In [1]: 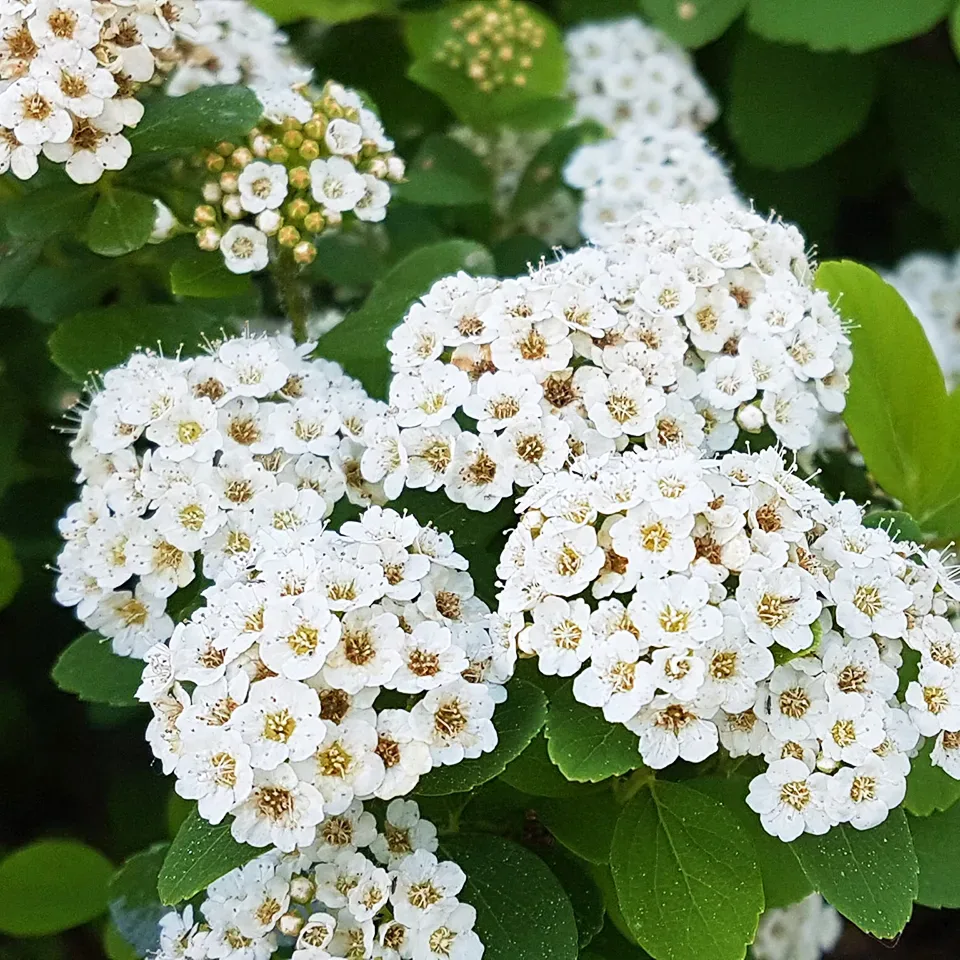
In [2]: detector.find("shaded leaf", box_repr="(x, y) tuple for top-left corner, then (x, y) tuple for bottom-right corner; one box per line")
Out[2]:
(85, 189), (156, 258)
(108, 844), (169, 957)
(51, 632), (144, 707)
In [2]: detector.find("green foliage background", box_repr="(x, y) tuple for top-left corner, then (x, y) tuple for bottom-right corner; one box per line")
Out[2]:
(5, 0), (960, 957)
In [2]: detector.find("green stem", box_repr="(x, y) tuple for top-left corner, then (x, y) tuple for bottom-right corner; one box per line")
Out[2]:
(272, 253), (312, 345)
(612, 766), (655, 805)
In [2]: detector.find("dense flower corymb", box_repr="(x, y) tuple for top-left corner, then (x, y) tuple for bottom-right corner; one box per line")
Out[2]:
(154, 799), (484, 960)
(381, 198), (851, 513)
(498, 445), (960, 839)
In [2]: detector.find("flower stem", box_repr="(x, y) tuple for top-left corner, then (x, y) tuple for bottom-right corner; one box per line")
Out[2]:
(272, 253), (312, 345)
(612, 766), (655, 805)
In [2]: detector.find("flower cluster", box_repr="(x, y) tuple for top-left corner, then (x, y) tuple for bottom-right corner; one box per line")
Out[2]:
(153, 800), (484, 960)
(54, 331), (388, 660)
(752, 895), (843, 960)
(193, 80), (405, 274)
(566, 18), (718, 134)
(382, 199), (851, 515)
(134, 498), (508, 847)
(885, 250), (960, 385)
(431, 0), (546, 95)
(563, 124), (736, 245)
(165, 0), (312, 109)
(497, 445), (960, 839)
(0, 0), (188, 182)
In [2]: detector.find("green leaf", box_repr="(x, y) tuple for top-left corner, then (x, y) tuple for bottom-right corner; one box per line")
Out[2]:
(905, 739), (960, 817)
(500, 732), (586, 798)
(0, 839), (113, 937)
(50, 304), (217, 382)
(128, 86), (262, 154)
(909, 805), (960, 908)
(545, 680), (641, 782)
(108, 844), (170, 957)
(15, 256), (119, 323)
(497, 96), (574, 132)
(538, 847), (605, 949)
(51, 632), (144, 707)
(510, 121), (603, 217)
(0, 237), (43, 306)
(689, 777), (812, 910)
(816, 260), (947, 513)
(158, 807), (260, 905)
(727, 34), (875, 171)
(3, 184), (96, 240)
(394, 134), (491, 207)
(611, 781), (764, 960)
(404, 3), (567, 131)
(640, 0), (747, 47)
(540, 789), (619, 864)
(862, 510), (924, 544)
(747, 0), (951, 52)
(911, 387), (960, 539)
(415, 678), (547, 795)
(85, 189), (157, 258)
(0, 533), (21, 611)
(440, 834), (579, 960)
(316, 239), (494, 398)
(254, 0), (394, 23)
(170, 256), (253, 298)
(104, 921), (139, 960)
(792, 809), (917, 938)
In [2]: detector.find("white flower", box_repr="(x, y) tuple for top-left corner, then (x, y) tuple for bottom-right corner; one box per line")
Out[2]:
(390, 849), (465, 928)
(827, 756), (905, 830)
(462, 371), (543, 433)
(370, 798), (438, 866)
(309, 155), (366, 212)
(634, 574), (723, 648)
(322, 608), (403, 694)
(324, 117), (362, 155)
(626, 695), (718, 769)
(583, 368), (666, 439)
(522, 596), (594, 677)
(373, 709), (433, 800)
(230, 763), (325, 851)
(747, 758), (834, 841)
(573, 630), (655, 722)
(831, 561), (912, 639)
(445, 432), (514, 513)
(260, 594), (340, 681)
(530, 526), (605, 597)
(233, 677), (325, 769)
(175, 729), (254, 824)
(354, 174), (391, 223)
(391, 621), (467, 693)
(408, 679), (496, 765)
(413, 902), (483, 960)
(220, 225), (269, 274)
(816, 693), (885, 766)
(906, 663), (960, 736)
(238, 161), (288, 213)
(736, 567), (821, 651)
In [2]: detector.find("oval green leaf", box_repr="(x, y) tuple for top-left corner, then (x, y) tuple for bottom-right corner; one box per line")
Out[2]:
(51, 632), (145, 707)
(108, 843), (170, 957)
(85, 189), (157, 258)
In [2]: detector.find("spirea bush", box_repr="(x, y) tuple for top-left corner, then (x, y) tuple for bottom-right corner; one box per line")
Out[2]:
(8, 3), (960, 960)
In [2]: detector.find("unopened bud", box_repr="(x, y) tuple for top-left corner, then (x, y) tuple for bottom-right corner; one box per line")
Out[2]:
(281, 116), (303, 132)
(303, 117), (326, 140)
(252, 134), (273, 158)
(219, 170), (239, 193)
(386, 156), (406, 181)
(289, 875), (316, 904)
(293, 241), (316, 265)
(193, 204), (217, 226)
(196, 226), (221, 251)
(365, 157), (387, 178)
(255, 210), (282, 235)
(278, 912), (304, 938)
(201, 181), (222, 203)
(282, 129), (304, 149)
(278, 225), (300, 247)
(222, 194), (244, 219)
(231, 147), (253, 168)
(205, 152), (225, 173)
(216, 141), (234, 157)
(267, 144), (289, 164)
(324, 209), (342, 229)
(289, 166), (311, 190)
(298, 139), (320, 162)
(302, 211), (324, 234)
(736, 404), (764, 434)
(286, 198), (311, 221)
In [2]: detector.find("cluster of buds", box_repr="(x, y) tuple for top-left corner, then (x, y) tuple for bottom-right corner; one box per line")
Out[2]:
(435, 0), (545, 94)
(192, 80), (405, 274)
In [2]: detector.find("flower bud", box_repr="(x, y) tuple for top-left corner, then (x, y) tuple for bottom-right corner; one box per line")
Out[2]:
(252, 134), (273, 158)
(219, 171), (239, 193)
(201, 181), (222, 203)
(222, 194), (244, 219)
(386, 156), (406, 181)
(298, 139), (320, 162)
(365, 157), (387, 178)
(282, 129), (304, 149)
(286, 198), (311, 221)
(278, 225), (300, 247)
(205, 152), (225, 173)
(281, 116), (303, 132)
(231, 147), (253, 168)
(303, 117), (326, 140)
(193, 204), (217, 227)
(255, 210), (282, 235)
(267, 144), (289, 164)
(196, 226), (221, 251)
(302, 211), (324, 234)
(736, 404), (764, 434)
(293, 241), (316, 265)
(215, 141), (235, 157)
(289, 875), (316, 904)
(324, 209), (343, 229)
(278, 912), (304, 938)
(289, 166), (311, 191)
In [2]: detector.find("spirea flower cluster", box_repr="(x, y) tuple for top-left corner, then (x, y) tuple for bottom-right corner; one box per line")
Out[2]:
(497, 445), (960, 839)
(381, 199), (851, 515)
(885, 250), (960, 385)
(0, 0), (190, 182)
(193, 80), (405, 274)
(752, 895), (843, 960)
(564, 124), (736, 244)
(133, 499), (508, 848)
(54, 331), (389, 660)
(153, 800), (484, 960)
(565, 18), (718, 134)
(165, 0), (312, 108)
